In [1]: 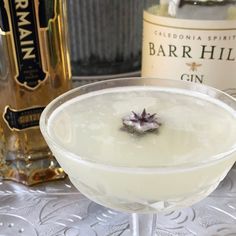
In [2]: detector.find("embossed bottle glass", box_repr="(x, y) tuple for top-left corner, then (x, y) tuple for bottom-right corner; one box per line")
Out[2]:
(142, 0), (236, 97)
(40, 78), (236, 235)
(0, 0), (71, 185)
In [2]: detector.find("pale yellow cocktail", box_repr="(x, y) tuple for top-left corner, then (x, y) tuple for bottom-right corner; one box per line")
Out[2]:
(41, 80), (236, 213)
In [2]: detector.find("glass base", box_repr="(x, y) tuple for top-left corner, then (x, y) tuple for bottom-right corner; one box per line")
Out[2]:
(131, 213), (157, 236)
(87, 202), (157, 236)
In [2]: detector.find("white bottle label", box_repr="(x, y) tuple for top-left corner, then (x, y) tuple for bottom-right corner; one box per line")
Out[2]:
(142, 11), (236, 96)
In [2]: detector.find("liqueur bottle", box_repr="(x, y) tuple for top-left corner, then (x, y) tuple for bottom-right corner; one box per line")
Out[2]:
(0, 0), (71, 185)
(142, 0), (236, 96)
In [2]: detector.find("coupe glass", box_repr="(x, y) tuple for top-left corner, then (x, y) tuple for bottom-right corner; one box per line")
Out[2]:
(40, 78), (236, 236)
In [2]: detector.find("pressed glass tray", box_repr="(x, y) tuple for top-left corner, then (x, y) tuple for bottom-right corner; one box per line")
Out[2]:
(0, 169), (235, 236)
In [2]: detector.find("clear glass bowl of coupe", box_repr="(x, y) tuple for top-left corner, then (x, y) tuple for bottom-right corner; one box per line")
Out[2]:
(40, 78), (236, 236)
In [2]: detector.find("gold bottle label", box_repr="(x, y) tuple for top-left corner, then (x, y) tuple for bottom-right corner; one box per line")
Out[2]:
(0, 0), (56, 89)
(0, 0), (57, 131)
(3, 106), (44, 131)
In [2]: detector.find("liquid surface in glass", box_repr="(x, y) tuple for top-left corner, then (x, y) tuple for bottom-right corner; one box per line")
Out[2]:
(48, 86), (236, 167)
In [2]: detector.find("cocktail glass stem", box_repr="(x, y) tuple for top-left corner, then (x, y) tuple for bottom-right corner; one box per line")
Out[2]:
(130, 213), (157, 236)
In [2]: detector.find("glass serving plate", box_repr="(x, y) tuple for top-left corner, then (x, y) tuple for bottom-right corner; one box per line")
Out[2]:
(0, 171), (235, 235)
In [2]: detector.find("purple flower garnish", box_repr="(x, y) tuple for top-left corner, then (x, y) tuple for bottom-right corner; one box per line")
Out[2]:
(122, 109), (161, 134)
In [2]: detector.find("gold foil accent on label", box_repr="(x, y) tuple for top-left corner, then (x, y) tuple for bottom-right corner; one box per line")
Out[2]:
(2, 0), (49, 90)
(3, 105), (44, 132)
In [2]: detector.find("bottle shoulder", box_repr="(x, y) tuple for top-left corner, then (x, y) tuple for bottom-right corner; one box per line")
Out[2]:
(147, 0), (236, 20)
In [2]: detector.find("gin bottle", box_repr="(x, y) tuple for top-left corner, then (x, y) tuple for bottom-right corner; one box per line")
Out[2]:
(142, 0), (236, 96)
